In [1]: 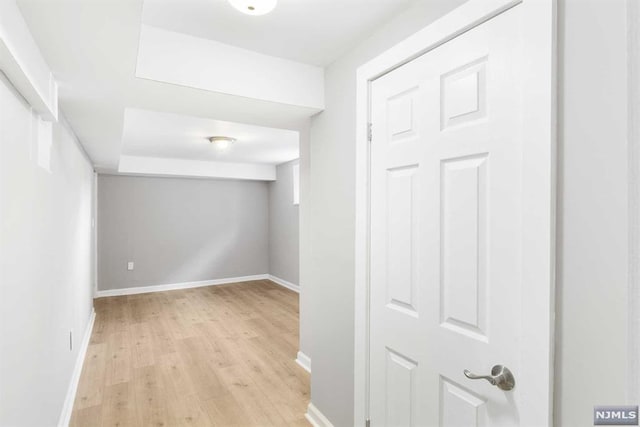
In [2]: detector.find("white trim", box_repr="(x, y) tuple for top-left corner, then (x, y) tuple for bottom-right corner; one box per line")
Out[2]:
(354, 0), (556, 425)
(628, 0), (640, 404)
(95, 274), (269, 298)
(305, 403), (334, 427)
(268, 275), (300, 293)
(92, 171), (98, 299)
(58, 309), (96, 427)
(293, 162), (300, 206)
(295, 351), (311, 373)
(520, 0), (557, 423)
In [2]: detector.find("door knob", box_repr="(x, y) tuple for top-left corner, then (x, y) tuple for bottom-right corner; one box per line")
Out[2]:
(463, 365), (515, 391)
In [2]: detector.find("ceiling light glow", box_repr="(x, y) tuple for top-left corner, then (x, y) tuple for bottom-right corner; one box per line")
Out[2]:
(208, 136), (236, 150)
(228, 0), (277, 16)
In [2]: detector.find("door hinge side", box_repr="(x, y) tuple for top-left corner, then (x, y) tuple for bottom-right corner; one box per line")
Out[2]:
(367, 122), (373, 142)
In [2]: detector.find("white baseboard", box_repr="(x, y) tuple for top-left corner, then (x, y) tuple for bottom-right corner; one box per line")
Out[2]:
(94, 274), (270, 298)
(295, 351), (311, 373)
(268, 274), (299, 293)
(58, 308), (96, 427)
(305, 403), (334, 427)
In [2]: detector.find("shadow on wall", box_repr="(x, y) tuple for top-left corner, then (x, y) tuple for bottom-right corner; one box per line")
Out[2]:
(166, 225), (240, 284)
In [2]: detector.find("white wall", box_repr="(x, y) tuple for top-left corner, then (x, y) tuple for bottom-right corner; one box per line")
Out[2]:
(268, 159), (300, 286)
(118, 155), (277, 181)
(0, 73), (95, 426)
(306, 1), (467, 425)
(555, 0), (631, 425)
(97, 175), (270, 291)
(0, 0), (58, 120)
(136, 25), (324, 111)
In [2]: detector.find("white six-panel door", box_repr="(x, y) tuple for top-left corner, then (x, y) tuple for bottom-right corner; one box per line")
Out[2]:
(369, 6), (529, 426)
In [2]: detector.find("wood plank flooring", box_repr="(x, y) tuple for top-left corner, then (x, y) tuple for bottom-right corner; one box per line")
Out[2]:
(70, 280), (310, 427)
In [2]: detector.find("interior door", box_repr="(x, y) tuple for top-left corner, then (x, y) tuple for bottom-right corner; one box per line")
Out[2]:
(369, 6), (534, 426)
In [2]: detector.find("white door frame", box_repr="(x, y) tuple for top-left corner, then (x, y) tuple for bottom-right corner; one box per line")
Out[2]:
(628, 0), (640, 404)
(354, 0), (557, 425)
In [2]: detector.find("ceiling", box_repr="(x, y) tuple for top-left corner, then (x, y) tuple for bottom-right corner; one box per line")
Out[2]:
(16, 0), (415, 179)
(122, 108), (299, 164)
(142, 0), (413, 67)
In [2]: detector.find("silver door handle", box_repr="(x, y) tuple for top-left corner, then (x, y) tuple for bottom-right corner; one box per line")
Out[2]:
(463, 365), (515, 391)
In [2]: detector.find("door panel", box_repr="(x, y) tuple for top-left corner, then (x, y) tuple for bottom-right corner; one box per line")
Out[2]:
(385, 348), (419, 426)
(386, 165), (419, 315)
(369, 6), (523, 427)
(440, 154), (488, 341)
(440, 58), (487, 130)
(440, 378), (487, 427)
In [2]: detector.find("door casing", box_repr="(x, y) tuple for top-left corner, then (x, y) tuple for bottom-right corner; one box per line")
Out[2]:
(629, 0), (640, 404)
(354, 0), (557, 425)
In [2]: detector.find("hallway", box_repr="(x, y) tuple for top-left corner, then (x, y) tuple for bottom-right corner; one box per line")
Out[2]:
(70, 280), (310, 426)
(1, 0), (637, 425)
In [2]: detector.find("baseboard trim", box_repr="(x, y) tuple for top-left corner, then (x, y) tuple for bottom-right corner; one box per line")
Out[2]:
(296, 351), (311, 373)
(58, 308), (96, 427)
(268, 275), (299, 293)
(305, 403), (334, 427)
(95, 274), (270, 298)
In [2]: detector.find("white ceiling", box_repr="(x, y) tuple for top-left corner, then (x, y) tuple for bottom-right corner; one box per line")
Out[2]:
(142, 0), (414, 66)
(122, 108), (299, 164)
(16, 0), (416, 178)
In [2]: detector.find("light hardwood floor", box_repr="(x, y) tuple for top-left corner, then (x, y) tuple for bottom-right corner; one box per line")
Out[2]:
(70, 280), (310, 427)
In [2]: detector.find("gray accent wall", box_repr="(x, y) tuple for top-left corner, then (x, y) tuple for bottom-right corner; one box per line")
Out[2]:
(268, 159), (300, 285)
(0, 74), (95, 426)
(98, 175), (269, 291)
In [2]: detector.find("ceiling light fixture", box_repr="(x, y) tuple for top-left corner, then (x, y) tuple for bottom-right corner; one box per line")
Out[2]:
(208, 136), (236, 150)
(228, 0), (277, 16)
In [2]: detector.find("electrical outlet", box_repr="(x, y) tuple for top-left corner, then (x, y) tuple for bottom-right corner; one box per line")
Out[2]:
(127, 261), (134, 271)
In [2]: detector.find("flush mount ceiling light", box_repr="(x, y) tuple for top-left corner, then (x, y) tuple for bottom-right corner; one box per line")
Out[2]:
(228, 0), (277, 16)
(208, 136), (236, 150)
